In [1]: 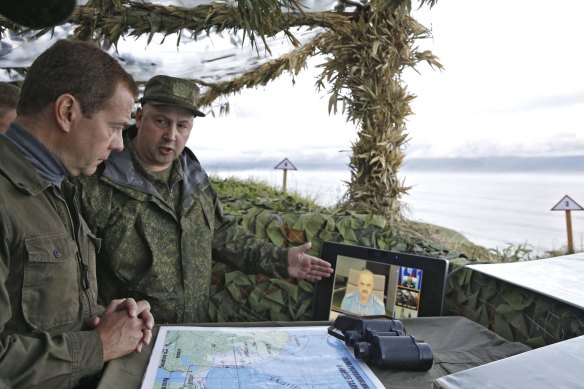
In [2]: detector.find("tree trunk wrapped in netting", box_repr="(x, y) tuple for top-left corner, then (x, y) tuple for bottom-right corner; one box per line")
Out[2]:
(315, 1), (441, 221)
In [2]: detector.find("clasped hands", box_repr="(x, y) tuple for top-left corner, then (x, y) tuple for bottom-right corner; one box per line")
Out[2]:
(83, 242), (330, 362)
(88, 298), (154, 362)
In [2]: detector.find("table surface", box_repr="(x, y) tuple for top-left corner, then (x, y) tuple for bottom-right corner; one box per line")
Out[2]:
(435, 335), (584, 389)
(97, 316), (531, 389)
(468, 253), (584, 310)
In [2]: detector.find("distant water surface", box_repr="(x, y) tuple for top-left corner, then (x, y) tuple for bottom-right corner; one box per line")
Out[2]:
(207, 167), (584, 255)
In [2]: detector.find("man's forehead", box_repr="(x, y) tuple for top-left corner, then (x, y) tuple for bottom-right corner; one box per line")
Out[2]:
(359, 273), (373, 282)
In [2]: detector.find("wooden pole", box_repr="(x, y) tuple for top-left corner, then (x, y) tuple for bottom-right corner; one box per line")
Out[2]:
(282, 169), (288, 193)
(566, 210), (574, 254)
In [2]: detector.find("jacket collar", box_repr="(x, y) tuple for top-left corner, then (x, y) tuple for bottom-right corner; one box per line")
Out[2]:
(0, 131), (53, 196)
(3, 123), (68, 189)
(103, 126), (210, 202)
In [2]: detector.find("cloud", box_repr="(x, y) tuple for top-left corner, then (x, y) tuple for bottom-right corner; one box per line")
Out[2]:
(406, 131), (584, 159)
(187, 0), (584, 164)
(474, 90), (584, 114)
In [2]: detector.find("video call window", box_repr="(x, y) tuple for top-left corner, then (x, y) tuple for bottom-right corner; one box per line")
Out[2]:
(329, 255), (424, 321)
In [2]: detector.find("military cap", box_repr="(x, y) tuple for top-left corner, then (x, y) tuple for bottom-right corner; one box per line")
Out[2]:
(140, 75), (206, 117)
(0, 0), (76, 29)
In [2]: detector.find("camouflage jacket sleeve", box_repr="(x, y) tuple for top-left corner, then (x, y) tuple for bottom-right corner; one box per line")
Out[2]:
(209, 188), (289, 278)
(71, 168), (112, 236)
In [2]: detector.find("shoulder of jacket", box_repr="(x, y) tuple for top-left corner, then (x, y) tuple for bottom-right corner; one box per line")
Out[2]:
(74, 165), (111, 194)
(0, 137), (48, 195)
(373, 296), (385, 307)
(181, 146), (205, 174)
(180, 146), (214, 192)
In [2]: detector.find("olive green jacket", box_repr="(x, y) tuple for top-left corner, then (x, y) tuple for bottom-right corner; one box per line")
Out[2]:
(76, 129), (288, 323)
(0, 136), (104, 388)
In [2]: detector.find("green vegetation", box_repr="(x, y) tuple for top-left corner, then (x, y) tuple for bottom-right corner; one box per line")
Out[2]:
(212, 175), (576, 263)
(489, 243), (534, 262)
(213, 176), (483, 262)
(212, 175), (577, 263)
(212, 176), (326, 215)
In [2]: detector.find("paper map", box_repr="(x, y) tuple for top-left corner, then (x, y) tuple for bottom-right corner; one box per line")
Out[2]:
(141, 326), (385, 389)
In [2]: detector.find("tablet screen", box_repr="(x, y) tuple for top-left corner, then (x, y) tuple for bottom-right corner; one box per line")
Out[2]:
(313, 242), (448, 321)
(330, 255), (424, 320)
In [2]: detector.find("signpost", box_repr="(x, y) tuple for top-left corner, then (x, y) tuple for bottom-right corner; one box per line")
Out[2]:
(551, 195), (584, 254)
(274, 158), (297, 194)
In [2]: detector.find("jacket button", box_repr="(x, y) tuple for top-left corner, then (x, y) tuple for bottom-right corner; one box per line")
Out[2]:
(53, 249), (62, 258)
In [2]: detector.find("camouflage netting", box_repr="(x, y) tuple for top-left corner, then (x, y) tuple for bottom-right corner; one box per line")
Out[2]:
(209, 181), (584, 349)
(208, 188), (469, 324)
(209, 208), (393, 322)
(445, 261), (584, 348)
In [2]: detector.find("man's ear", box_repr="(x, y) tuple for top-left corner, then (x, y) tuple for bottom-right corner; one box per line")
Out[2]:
(135, 107), (143, 129)
(54, 93), (78, 133)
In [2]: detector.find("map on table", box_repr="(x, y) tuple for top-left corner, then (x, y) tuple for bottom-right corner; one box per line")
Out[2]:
(141, 326), (385, 389)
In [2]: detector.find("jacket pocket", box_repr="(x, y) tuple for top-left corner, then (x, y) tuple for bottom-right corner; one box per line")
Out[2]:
(22, 232), (80, 330)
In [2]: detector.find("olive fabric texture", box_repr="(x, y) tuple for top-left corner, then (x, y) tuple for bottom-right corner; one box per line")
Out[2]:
(0, 134), (104, 388)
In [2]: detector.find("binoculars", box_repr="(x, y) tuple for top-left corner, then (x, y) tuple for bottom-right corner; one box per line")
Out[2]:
(328, 314), (433, 371)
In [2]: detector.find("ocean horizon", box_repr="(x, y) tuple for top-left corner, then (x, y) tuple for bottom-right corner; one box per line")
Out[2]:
(205, 157), (584, 256)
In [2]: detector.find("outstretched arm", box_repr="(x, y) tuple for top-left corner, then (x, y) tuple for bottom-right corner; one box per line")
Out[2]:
(287, 242), (334, 281)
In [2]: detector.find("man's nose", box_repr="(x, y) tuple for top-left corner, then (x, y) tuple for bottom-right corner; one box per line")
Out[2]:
(110, 131), (124, 152)
(163, 124), (177, 140)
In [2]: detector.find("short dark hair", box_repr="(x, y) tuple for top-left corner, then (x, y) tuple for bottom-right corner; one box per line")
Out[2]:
(0, 82), (20, 116)
(17, 39), (138, 118)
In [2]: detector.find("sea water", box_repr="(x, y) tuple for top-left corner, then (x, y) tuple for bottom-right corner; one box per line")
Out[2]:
(207, 167), (584, 255)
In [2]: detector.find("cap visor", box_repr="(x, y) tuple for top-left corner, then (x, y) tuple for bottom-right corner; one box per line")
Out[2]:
(142, 99), (206, 117)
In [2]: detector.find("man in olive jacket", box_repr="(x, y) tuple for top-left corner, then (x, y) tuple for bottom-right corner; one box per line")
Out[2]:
(0, 40), (154, 389)
(76, 75), (333, 324)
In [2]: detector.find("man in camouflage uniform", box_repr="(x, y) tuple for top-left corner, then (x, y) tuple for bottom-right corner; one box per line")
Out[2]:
(0, 40), (153, 389)
(76, 75), (333, 324)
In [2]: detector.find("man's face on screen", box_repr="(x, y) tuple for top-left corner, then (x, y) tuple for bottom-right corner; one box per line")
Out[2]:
(358, 272), (374, 303)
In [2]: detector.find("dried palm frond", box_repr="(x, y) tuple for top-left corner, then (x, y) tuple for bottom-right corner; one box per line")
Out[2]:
(197, 39), (319, 108)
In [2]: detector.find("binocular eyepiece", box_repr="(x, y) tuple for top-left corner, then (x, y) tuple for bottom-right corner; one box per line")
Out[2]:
(329, 314), (433, 371)
(343, 318), (405, 347)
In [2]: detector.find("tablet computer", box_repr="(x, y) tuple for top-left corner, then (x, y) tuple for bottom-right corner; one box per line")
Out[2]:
(313, 241), (449, 321)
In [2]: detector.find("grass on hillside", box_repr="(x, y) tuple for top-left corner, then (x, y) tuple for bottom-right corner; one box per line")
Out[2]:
(211, 176), (327, 214)
(210, 175), (568, 262)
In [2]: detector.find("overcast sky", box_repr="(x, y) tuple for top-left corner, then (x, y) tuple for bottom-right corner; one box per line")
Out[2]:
(190, 0), (584, 167)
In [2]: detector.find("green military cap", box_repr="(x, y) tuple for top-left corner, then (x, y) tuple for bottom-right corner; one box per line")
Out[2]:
(0, 0), (76, 29)
(140, 75), (206, 117)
